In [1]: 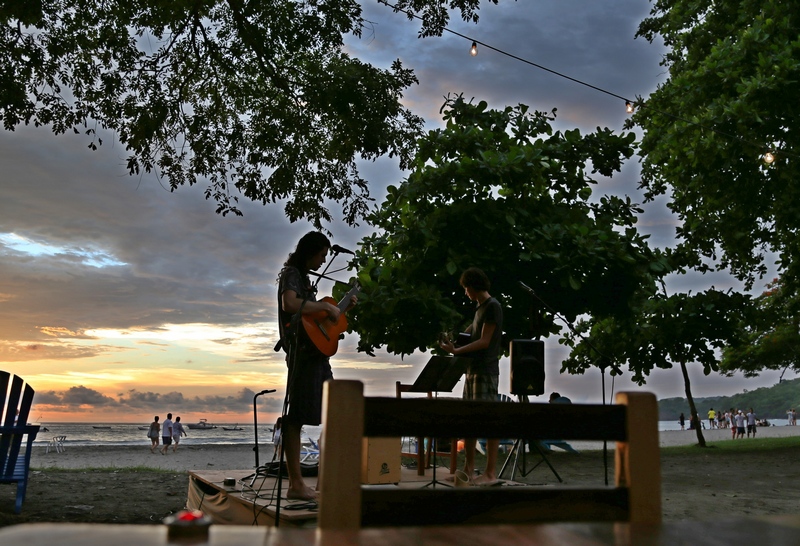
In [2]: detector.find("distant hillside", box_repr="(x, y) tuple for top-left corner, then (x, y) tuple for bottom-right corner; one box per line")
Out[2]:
(658, 377), (800, 420)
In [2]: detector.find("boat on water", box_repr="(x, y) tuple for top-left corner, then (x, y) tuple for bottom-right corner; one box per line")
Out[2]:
(186, 418), (217, 430)
(137, 426), (149, 430)
(222, 423), (244, 431)
(92, 426), (112, 429)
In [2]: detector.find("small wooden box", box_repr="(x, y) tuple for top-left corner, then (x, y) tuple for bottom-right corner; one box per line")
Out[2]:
(361, 437), (401, 484)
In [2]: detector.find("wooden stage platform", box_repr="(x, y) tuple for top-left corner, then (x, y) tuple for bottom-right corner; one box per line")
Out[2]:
(186, 464), (469, 527)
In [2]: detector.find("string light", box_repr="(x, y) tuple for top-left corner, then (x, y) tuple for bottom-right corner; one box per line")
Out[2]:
(377, 0), (796, 162)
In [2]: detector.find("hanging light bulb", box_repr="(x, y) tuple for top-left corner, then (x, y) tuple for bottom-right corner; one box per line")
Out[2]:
(763, 151), (775, 164)
(470, 41), (478, 57)
(625, 101), (635, 114)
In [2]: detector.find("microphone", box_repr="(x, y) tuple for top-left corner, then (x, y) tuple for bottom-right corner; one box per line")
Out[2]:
(331, 244), (355, 255)
(519, 281), (535, 295)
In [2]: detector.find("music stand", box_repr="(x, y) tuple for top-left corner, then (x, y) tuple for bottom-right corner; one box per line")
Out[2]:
(400, 355), (466, 487)
(408, 355), (465, 394)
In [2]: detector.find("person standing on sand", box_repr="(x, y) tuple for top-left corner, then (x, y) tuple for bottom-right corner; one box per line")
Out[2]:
(746, 408), (757, 438)
(708, 408), (716, 429)
(272, 417), (283, 457)
(161, 413), (174, 455)
(729, 408), (737, 439)
(148, 416), (160, 453)
(277, 231), (357, 502)
(172, 416), (187, 453)
(734, 410), (746, 439)
(679, 413), (685, 430)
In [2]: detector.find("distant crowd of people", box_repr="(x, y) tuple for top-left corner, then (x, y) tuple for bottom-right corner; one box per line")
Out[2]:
(678, 407), (766, 439)
(147, 413), (187, 454)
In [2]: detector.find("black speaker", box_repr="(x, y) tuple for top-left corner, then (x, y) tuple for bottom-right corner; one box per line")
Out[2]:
(510, 339), (545, 396)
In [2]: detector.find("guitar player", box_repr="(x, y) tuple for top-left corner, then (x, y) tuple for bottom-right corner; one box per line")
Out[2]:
(277, 231), (356, 501)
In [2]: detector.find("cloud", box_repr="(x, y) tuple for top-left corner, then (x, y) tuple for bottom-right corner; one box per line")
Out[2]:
(60, 385), (119, 407)
(32, 385), (283, 416)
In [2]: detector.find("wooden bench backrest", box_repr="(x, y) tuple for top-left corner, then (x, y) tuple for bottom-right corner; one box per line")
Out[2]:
(318, 380), (660, 529)
(0, 371), (38, 478)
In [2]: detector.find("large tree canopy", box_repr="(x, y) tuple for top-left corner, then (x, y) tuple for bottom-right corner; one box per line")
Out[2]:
(348, 96), (663, 356)
(563, 287), (753, 446)
(564, 289), (754, 383)
(0, 0), (502, 227)
(721, 277), (800, 378)
(630, 1), (800, 289)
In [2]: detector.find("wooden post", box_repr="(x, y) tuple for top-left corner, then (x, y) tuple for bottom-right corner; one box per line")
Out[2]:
(615, 391), (661, 524)
(318, 380), (365, 529)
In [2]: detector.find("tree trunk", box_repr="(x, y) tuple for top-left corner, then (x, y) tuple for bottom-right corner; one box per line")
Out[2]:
(680, 360), (706, 447)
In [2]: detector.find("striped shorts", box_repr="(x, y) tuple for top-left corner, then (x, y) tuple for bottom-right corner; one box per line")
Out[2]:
(463, 373), (498, 401)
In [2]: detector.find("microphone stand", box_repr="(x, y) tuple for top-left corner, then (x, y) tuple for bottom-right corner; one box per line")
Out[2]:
(518, 281), (614, 485)
(253, 389), (277, 468)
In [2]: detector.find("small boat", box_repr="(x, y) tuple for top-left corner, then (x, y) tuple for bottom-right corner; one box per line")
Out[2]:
(187, 418), (217, 430)
(92, 426), (112, 429)
(223, 423), (244, 431)
(137, 426), (149, 430)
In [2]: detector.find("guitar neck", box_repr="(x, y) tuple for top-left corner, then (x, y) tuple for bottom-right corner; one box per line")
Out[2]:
(336, 284), (360, 313)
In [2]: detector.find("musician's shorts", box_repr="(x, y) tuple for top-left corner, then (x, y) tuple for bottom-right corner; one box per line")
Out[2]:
(284, 347), (333, 426)
(463, 373), (498, 402)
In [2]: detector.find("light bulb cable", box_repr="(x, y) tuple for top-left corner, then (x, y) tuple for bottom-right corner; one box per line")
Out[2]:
(377, 0), (793, 162)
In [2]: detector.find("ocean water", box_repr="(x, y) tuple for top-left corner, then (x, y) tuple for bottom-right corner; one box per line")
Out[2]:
(29, 422), (322, 448)
(35, 420), (796, 447)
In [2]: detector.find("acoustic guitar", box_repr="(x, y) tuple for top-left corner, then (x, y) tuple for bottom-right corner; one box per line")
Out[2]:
(301, 282), (361, 357)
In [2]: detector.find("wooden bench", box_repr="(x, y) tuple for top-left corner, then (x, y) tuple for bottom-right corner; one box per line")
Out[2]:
(318, 380), (660, 529)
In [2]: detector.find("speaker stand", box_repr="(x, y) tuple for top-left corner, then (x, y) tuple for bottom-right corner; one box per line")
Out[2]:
(498, 394), (562, 483)
(498, 438), (562, 482)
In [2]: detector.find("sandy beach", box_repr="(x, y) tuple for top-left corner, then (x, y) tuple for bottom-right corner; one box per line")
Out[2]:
(31, 443), (276, 472)
(28, 424), (800, 471)
(3, 425), (800, 526)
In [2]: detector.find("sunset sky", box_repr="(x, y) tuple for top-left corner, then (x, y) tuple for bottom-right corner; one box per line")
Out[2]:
(1, 1), (789, 424)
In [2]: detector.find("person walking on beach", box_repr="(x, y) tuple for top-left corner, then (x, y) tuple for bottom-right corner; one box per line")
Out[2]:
(679, 413), (685, 430)
(148, 416), (160, 453)
(708, 408), (716, 429)
(161, 413), (174, 455)
(746, 408), (757, 438)
(729, 408), (737, 439)
(439, 267), (504, 486)
(734, 410), (746, 439)
(277, 231), (357, 501)
(172, 416), (187, 453)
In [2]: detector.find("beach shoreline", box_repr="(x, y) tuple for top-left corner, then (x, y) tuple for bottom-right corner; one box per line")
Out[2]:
(29, 424), (800, 471)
